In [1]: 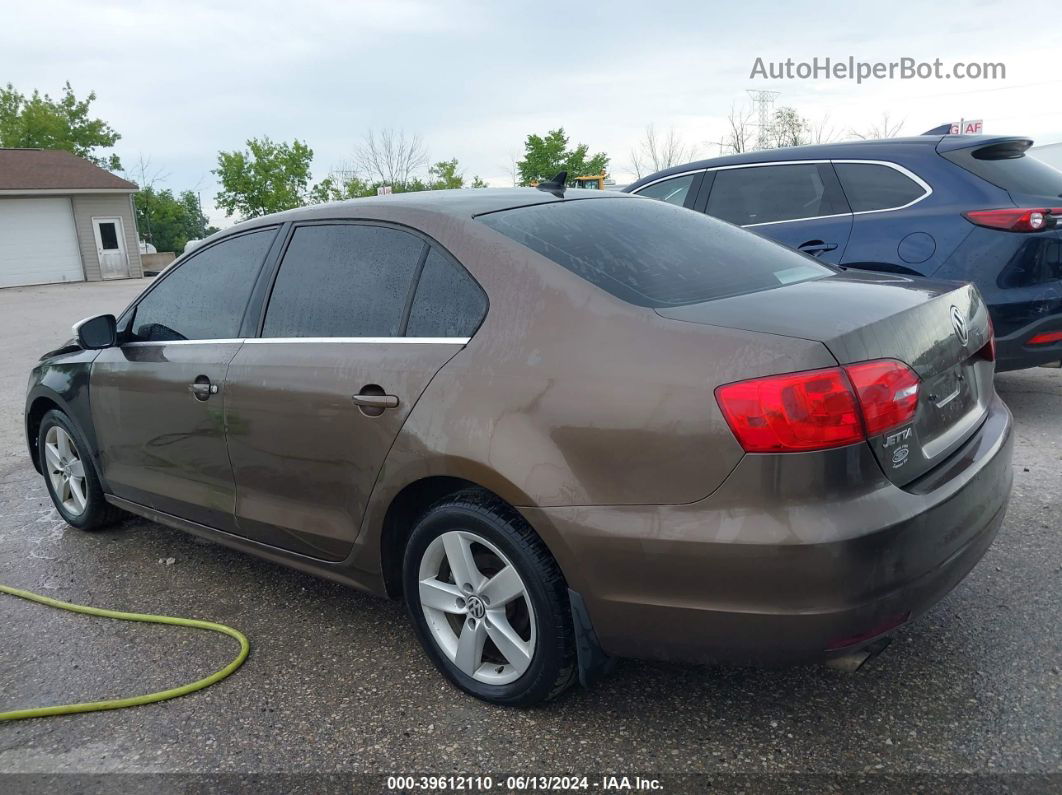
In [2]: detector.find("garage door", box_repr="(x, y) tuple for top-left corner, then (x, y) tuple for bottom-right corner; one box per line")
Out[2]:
(0, 198), (84, 288)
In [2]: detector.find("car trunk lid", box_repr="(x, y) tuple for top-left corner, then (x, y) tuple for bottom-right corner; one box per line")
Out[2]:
(657, 270), (995, 486)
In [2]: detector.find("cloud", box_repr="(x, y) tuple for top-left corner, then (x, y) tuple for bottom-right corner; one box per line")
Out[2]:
(3, 0), (1059, 226)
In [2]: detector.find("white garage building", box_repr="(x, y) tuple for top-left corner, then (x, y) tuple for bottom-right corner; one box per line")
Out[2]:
(0, 148), (143, 288)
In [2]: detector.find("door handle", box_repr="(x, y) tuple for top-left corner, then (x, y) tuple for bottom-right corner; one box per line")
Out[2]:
(352, 385), (399, 417)
(797, 240), (838, 255)
(351, 394), (399, 409)
(188, 376), (218, 401)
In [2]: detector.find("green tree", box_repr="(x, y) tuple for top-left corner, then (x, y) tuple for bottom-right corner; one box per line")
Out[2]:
(426, 159), (487, 190)
(0, 82), (122, 170)
(309, 157), (487, 204)
(213, 137), (314, 219)
(134, 187), (214, 254)
(767, 107), (810, 149)
(309, 174), (374, 203)
(516, 128), (609, 186)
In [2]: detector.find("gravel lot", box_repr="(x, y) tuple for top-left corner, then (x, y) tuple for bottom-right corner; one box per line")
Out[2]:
(0, 280), (1059, 782)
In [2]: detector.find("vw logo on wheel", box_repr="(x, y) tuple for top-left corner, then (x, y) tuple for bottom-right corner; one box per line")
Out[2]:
(950, 306), (969, 346)
(465, 595), (486, 620)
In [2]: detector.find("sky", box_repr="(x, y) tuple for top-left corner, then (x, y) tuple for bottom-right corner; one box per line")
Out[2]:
(3, 0), (1060, 229)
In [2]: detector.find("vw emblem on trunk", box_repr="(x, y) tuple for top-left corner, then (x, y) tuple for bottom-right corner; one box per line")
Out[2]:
(950, 306), (969, 346)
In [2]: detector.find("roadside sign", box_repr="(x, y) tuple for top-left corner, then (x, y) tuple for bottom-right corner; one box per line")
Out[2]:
(949, 119), (984, 135)
(377, 185), (393, 195)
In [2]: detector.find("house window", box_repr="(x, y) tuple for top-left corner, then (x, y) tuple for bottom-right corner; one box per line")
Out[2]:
(98, 222), (120, 250)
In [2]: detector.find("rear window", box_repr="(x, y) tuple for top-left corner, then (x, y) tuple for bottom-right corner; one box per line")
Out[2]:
(705, 163), (849, 226)
(834, 163), (928, 212)
(942, 145), (1062, 198)
(477, 197), (833, 308)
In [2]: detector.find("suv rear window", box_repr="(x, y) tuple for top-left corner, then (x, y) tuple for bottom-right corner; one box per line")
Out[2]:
(942, 144), (1062, 198)
(834, 163), (928, 212)
(477, 197), (833, 307)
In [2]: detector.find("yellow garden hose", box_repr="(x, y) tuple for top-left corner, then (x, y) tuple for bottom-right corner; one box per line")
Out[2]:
(0, 583), (249, 722)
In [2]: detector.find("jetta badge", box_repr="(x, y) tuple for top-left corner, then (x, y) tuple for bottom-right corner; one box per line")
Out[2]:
(950, 306), (969, 346)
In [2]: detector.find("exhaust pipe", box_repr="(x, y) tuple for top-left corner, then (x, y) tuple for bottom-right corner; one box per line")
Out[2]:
(823, 637), (892, 673)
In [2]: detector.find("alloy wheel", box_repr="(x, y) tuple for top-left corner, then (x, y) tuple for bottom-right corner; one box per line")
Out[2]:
(418, 530), (536, 685)
(44, 425), (88, 516)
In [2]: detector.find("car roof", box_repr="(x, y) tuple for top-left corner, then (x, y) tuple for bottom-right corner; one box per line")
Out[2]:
(226, 187), (632, 236)
(625, 134), (1034, 188)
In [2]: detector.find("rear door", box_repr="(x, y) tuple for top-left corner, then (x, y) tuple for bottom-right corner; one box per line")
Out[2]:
(830, 160), (947, 274)
(223, 222), (487, 560)
(704, 162), (853, 263)
(90, 228), (278, 528)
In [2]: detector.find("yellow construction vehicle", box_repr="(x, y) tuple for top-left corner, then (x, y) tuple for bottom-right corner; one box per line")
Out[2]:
(573, 174), (607, 190)
(528, 173), (611, 189)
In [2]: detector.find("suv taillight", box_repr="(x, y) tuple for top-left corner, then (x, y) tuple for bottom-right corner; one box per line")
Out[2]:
(715, 360), (920, 453)
(963, 208), (1061, 233)
(1028, 331), (1062, 345)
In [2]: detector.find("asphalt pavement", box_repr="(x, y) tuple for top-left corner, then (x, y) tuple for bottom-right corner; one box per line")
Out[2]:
(0, 280), (1059, 782)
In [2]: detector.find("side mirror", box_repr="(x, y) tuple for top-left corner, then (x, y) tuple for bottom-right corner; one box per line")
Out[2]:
(73, 314), (117, 350)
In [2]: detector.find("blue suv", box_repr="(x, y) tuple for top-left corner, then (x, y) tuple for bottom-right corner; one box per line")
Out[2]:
(625, 136), (1062, 371)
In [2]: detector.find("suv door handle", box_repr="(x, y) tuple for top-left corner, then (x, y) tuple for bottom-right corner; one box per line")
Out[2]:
(797, 240), (838, 255)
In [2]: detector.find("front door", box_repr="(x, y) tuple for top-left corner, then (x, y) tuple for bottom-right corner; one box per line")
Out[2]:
(92, 217), (130, 279)
(223, 223), (486, 560)
(90, 227), (278, 529)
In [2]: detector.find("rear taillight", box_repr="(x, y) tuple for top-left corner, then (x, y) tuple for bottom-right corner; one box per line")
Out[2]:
(980, 314), (996, 361)
(963, 207), (1061, 233)
(714, 368), (862, 452)
(715, 359), (920, 453)
(844, 360), (920, 436)
(1028, 331), (1062, 346)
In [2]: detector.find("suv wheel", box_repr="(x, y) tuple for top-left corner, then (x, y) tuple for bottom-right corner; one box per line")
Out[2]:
(403, 492), (576, 706)
(39, 409), (122, 531)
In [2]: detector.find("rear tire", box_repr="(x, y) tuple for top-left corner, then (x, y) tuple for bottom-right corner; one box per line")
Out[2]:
(38, 409), (123, 531)
(403, 491), (577, 706)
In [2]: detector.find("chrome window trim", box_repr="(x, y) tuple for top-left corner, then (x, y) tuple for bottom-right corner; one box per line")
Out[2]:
(121, 337), (470, 346)
(244, 337), (470, 345)
(121, 339), (247, 347)
(743, 212), (853, 229)
(630, 169), (708, 193)
(632, 159), (933, 226)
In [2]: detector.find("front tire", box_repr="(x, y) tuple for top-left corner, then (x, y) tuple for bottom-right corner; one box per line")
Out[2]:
(38, 409), (122, 531)
(403, 491), (577, 706)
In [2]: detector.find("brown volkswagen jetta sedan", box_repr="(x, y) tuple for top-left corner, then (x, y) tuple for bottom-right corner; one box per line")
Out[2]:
(26, 188), (1012, 705)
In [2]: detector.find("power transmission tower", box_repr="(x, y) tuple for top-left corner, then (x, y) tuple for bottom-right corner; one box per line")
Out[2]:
(747, 89), (780, 150)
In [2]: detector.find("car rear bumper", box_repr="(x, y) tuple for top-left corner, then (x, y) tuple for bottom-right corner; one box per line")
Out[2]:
(522, 396), (1013, 665)
(994, 313), (1062, 371)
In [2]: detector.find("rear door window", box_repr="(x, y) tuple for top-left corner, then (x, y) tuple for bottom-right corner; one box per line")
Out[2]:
(833, 163), (928, 212)
(634, 174), (698, 207)
(130, 228), (276, 341)
(406, 247), (487, 337)
(705, 163), (849, 226)
(477, 197), (833, 307)
(263, 224), (424, 338)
